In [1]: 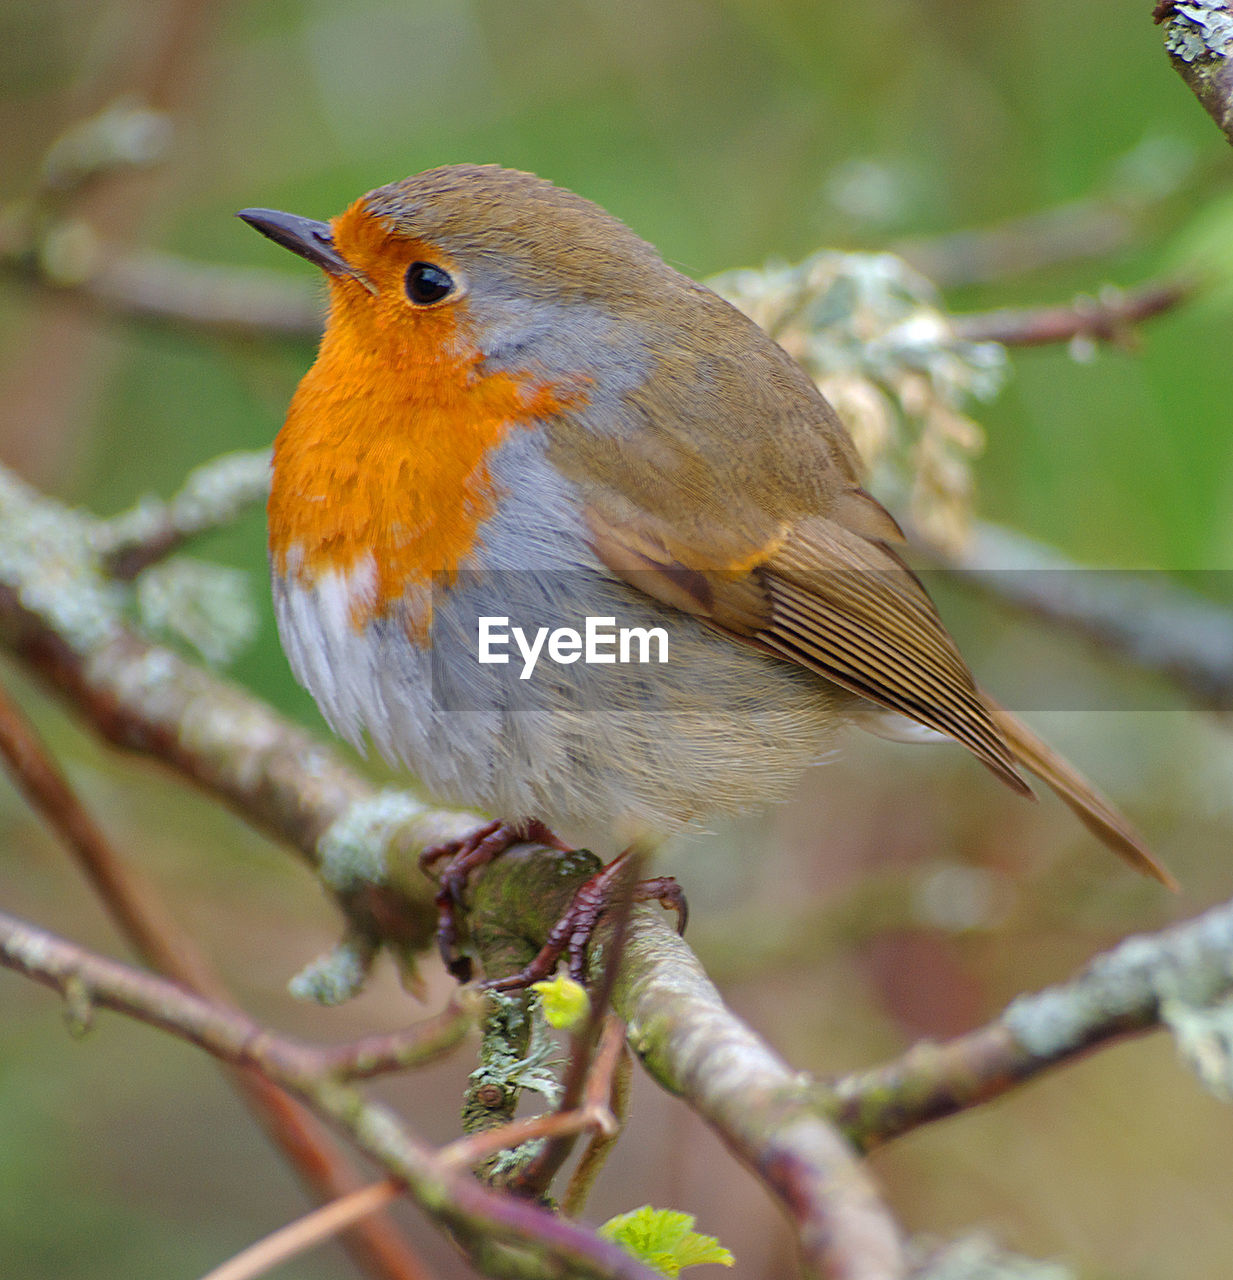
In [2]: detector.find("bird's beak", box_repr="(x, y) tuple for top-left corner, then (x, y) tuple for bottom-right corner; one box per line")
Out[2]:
(237, 207), (375, 291)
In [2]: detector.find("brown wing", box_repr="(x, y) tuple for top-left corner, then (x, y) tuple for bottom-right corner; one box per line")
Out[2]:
(757, 517), (1027, 791)
(585, 498), (1028, 794)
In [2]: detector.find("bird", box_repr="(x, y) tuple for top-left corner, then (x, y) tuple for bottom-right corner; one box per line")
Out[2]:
(239, 164), (1171, 981)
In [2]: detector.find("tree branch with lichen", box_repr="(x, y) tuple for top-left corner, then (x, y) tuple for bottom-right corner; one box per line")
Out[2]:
(0, 908), (659, 1280)
(829, 888), (1233, 1147)
(1157, 1), (1233, 148)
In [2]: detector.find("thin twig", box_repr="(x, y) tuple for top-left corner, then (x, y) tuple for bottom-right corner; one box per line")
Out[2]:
(509, 851), (644, 1199)
(0, 238), (323, 342)
(199, 1179), (408, 1280)
(2, 190), (1191, 351)
(894, 200), (1132, 286)
(0, 677), (194, 972)
(951, 277), (1193, 347)
(317, 999), (476, 1080)
(562, 1016), (630, 1217)
(92, 449), (272, 579)
(585, 1015), (630, 1115)
(438, 1102), (618, 1173)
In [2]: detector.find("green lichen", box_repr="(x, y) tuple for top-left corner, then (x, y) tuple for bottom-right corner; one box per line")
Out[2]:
(135, 557), (257, 666)
(1165, 2), (1233, 63)
(288, 932), (377, 1005)
(0, 466), (125, 652)
(1005, 898), (1233, 1086)
(316, 790), (429, 892)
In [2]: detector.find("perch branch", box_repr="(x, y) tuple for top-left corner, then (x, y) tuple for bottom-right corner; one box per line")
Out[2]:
(468, 848), (909, 1280)
(613, 909), (907, 1280)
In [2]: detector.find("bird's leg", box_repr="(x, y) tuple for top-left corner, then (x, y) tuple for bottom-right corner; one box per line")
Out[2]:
(420, 818), (567, 981)
(481, 848), (688, 993)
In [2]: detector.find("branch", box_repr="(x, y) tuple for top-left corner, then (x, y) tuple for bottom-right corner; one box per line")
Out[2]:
(4, 174), (1191, 355)
(831, 889), (1233, 1147)
(614, 911), (907, 1280)
(893, 198), (1142, 288)
(1158, 2), (1233, 149)
(0, 909), (661, 1280)
(0, 234), (323, 341)
(951, 277), (1194, 348)
(0, 660), (437, 1280)
(0, 462), (478, 951)
(92, 448), (272, 579)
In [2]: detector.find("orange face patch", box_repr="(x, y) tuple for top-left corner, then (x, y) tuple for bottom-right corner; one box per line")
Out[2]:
(268, 201), (571, 633)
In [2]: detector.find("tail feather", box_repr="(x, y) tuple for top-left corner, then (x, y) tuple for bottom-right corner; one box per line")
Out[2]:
(985, 698), (1176, 890)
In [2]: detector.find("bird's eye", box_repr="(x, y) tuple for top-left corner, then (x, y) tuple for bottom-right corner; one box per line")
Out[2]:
(404, 261), (454, 305)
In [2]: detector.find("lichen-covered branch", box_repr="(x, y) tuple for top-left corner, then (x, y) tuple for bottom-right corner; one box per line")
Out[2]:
(93, 448), (272, 578)
(831, 891), (1233, 1147)
(613, 912), (907, 1280)
(0, 909), (660, 1280)
(1158, 2), (1233, 148)
(0, 461), (478, 962)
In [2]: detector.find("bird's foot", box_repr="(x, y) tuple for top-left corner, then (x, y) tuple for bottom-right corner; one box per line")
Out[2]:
(420, 819), (567, 981)
(481, 847), (688, 994)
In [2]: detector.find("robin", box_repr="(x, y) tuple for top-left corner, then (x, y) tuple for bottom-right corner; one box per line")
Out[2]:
(239, 165), (1171, 985)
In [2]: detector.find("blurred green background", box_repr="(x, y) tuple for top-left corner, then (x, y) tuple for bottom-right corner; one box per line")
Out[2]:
(3, 2), (1233, 1278)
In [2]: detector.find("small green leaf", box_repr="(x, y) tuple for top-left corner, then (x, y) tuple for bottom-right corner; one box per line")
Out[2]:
(531, 974), (591, 1029)
(599, 1205), (734, 1276)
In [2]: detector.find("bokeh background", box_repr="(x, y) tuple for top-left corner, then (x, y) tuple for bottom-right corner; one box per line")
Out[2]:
(3, 2), (1233, 1277)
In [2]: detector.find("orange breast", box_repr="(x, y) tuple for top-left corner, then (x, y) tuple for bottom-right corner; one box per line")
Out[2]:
(269, 282), (568, 632)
